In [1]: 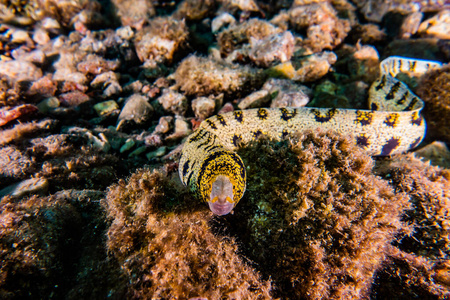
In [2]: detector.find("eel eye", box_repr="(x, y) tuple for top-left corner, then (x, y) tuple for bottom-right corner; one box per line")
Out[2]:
(208, 175), (234, 215)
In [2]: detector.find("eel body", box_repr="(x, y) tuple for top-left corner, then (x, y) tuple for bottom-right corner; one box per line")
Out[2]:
(179, 56), (441, 215)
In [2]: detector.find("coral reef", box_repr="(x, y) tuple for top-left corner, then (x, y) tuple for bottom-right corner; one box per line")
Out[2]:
(216, 130), (410, 299)
(103, 168), (272, 299)
(0, 0), (448, 297)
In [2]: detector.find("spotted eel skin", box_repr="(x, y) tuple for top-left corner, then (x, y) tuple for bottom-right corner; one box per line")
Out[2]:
(179, 56), (442, 215)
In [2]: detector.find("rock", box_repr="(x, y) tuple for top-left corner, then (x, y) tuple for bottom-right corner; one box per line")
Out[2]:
(414, 141), (450, 169)
(93, 100), (120, 117)
(10, 29), (30, 44)
(0, 146), (34, 179)
(211, 13), (236, 33)
(120, 138), (136, 153)
(59, 91), (91, 107)
(0, 178), (49, 199)
(117, 94), (154, 129)
(418, 9), (450, 39)
(0, 60), (43, 84)
(134, 17), (188, 63)
(192, 97), (216, 119)
(146, 146), (167, 160)
(85, 131), (111, 152)
(400, 12), (423, 39)
(116, 26), (134, 40)
(165, 116), (191, 141)
(37, 97), (60, 114)
(293, 51), (337, 82)
(154, 116), (174, 134)
(129, 146), (146, 157)
(157, 89), (188, 116)
(26, 75), (57, 98)
(237, 90), (271, 109)
(111, 0), (155, 29)
(77, 55), (120, 75)
(262, 78), (311, 108)
(0, 104), (38, 127)
(249, 31), (295, 67)
(33, 28), (50, 45)
(91, 71), (122, 97)
(289, 2), (350, 53)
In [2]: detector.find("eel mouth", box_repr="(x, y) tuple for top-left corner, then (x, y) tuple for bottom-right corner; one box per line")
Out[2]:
(208, 175), (235, 215)
(208, 201), (234, 216)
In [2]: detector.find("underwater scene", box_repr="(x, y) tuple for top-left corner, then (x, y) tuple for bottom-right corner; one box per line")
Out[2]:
(0, 0), (449, 299)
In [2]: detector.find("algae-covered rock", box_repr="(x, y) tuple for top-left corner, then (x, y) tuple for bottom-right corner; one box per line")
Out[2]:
(103, 169), (272, 299)
(373, 154), (450, 298)
(217, 130), (410, 299)
(173, 55), (265, 98)
(0, 190), (122, 299)
(416, 65), (450, 144)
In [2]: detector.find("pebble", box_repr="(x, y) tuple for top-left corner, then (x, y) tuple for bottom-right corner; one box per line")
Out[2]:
(117, 94), (154, 129)
(91, 72), (122, 97)
(400, 12), (423, 39)
(116, 26), (135, 40)
(146, 146), (167, 160)
(293, 51), (337, 82)
(85, 131), (111, 152)
(0, 178), (49, 199)
(237, 90), (271, 110)
(134, 17), (188, 63)
(120, 138), (136, 153)
(192, 97), (216, 119)
(157, 89), (188, 116)
(59, 91), (91, 107)
(262, 78), (311, 108)
(11, 29), (30, 44)
(26, 75), (57, 98)
(37, 97), (60, 113)
(154, 116), (174, 134)
(129, 146), (147, 157)
(165, 116), (192, 141)
(93, 100), (120, 117)
(33, 28), (50, 45)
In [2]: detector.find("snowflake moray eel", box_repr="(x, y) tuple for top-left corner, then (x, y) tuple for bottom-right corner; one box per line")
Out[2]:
(179, 56), (442, 215)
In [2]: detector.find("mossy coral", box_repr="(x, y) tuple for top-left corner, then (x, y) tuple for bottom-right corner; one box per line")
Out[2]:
(215, 130), (410, 299)
(173, 55), (265, 98)
(103, 168), (272, 299)
(416, 64), (450, 144)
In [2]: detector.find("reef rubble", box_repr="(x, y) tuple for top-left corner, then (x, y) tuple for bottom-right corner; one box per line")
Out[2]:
(0, 0), (449, 299)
